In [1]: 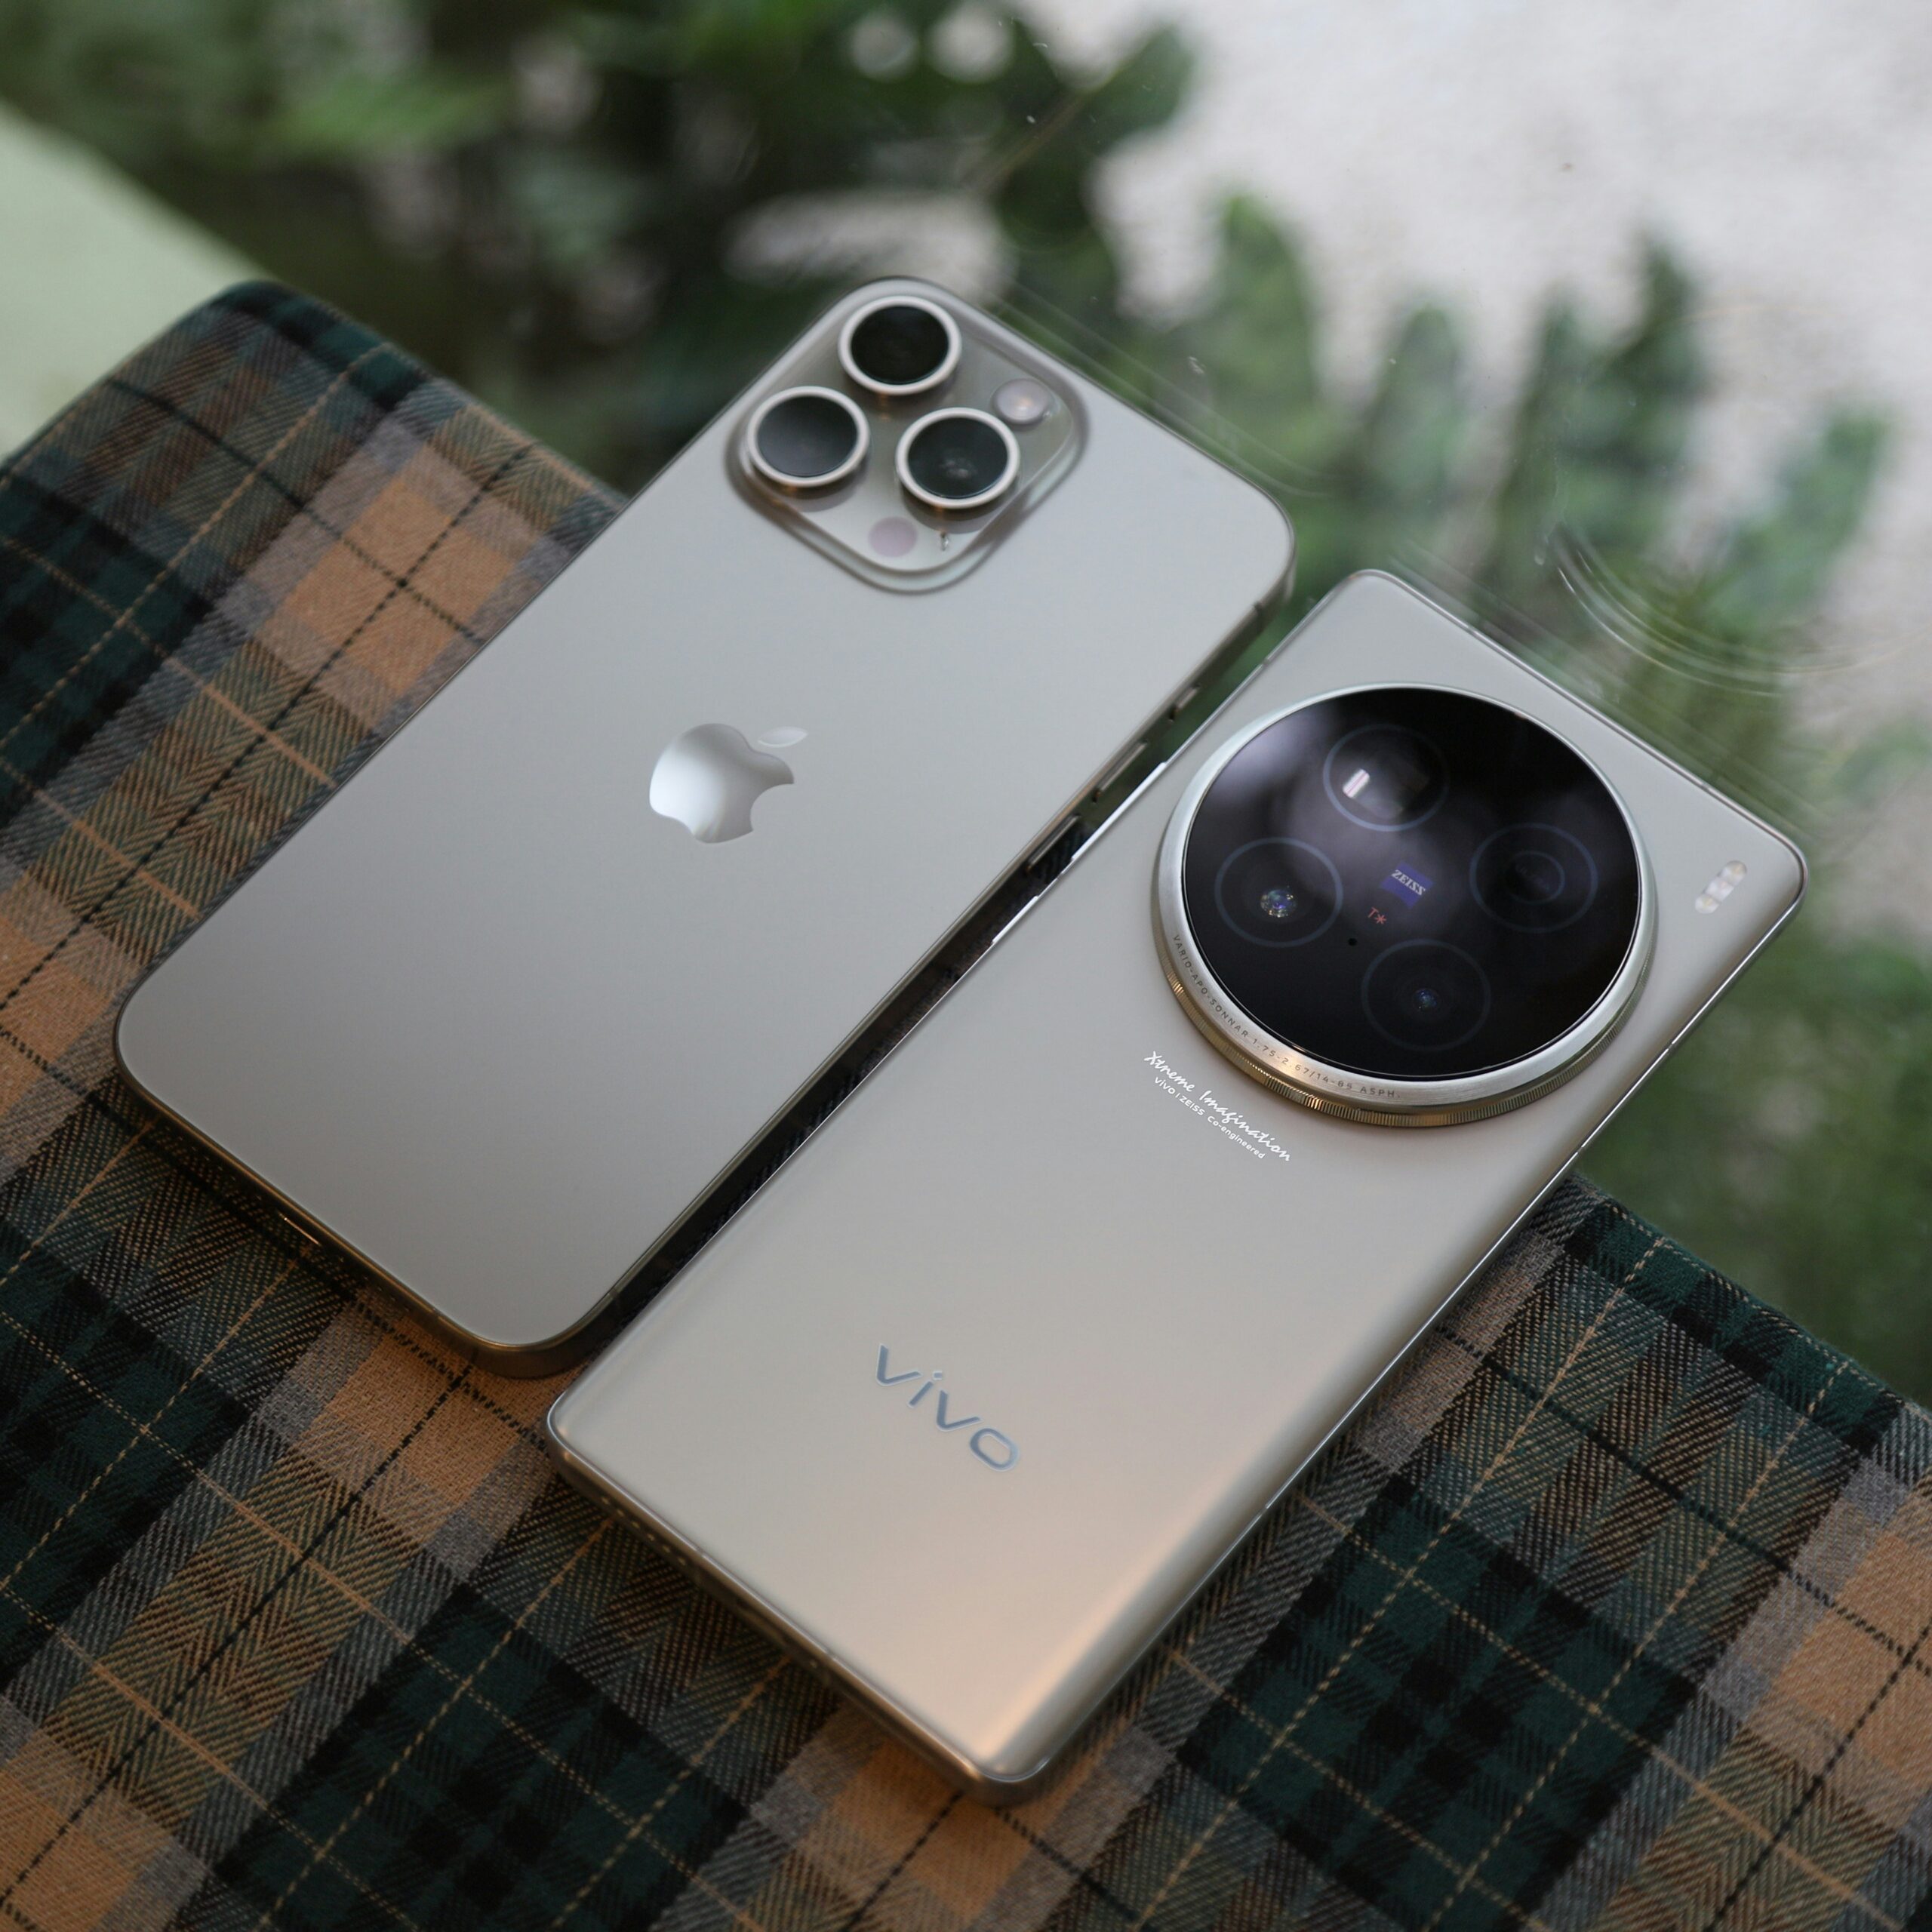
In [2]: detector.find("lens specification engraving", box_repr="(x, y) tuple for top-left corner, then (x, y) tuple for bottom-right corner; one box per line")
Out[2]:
(1179, 688), (1644, 1085)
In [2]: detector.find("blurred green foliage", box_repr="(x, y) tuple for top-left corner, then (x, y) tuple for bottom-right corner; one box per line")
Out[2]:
(0, 0), (1198, 484)
(4, 0), (1927, 1393)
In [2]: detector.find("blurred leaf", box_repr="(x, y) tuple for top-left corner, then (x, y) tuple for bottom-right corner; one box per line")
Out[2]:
(1183, 195), (1323, 425)
(1480, 303), (1595, 614)
(264, 70), (510, 162)
(1066, 24), (1192, 152)
(1830, 715), (1932, 809)
(1353, 304), (1465, 537)
(1589, 918), (1932, 1398)
(1568, 247), (1703, 555)
(503, 149), (658, 273)
(1483, 248), (1703, 612)
(1704, 409), (1888, 633)
(991, 29), (1191, 323)
(562, 14), (684, 79)
(639, 0), (846, 66)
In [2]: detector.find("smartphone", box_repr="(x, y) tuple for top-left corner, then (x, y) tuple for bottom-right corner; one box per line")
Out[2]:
(114, 280), (1292, 1372)
(546, 572), (1805, 1800)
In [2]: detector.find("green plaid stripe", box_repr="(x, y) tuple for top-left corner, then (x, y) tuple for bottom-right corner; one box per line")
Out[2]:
(0, 288), (1926, 1932)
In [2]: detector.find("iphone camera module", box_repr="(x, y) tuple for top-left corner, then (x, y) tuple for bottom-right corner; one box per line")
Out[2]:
(737, 284), (1080, 589)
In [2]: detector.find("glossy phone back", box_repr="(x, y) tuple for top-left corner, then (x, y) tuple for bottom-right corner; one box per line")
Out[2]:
(113, 280), (1291, 1369)
(546, 574), (1804, 1799)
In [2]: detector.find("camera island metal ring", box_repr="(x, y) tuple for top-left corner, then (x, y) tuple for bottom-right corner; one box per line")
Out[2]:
(1153, 685), (1657, 1128)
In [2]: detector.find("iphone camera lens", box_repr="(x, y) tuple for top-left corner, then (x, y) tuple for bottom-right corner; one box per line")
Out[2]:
(746, 386), (868, 491)
(839, 297), (962, 398)
(896, 408), (1020, 512)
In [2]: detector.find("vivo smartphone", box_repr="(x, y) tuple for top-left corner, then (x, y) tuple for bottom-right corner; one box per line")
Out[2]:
(547, 573), (1805, 1800)
(114, 280), (1292, 1371)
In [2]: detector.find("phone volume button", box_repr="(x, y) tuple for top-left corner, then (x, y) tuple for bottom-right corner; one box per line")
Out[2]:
(1091, 741), (1149, 798)
(1021, 815), (1080, 874)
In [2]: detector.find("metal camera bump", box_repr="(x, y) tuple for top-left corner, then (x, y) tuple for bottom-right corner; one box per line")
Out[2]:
(1153, 685), (1657, 1127)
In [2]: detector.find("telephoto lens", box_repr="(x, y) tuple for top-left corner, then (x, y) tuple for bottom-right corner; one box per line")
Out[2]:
(746, 386), (869, 491)
(896, 408), (1020, 512)
(839, 296), (962, 398)
(1323, 723), (1448, 829)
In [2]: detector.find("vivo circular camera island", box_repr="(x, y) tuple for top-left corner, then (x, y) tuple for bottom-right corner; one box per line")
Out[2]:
(1156, 684), (1656, 1126)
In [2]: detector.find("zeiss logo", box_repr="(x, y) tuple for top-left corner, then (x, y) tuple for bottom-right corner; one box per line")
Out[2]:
(875, 1346), (1019, 1471)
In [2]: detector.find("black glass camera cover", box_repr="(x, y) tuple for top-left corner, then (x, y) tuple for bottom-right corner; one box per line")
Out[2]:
(1180, 687), (1644, 1083)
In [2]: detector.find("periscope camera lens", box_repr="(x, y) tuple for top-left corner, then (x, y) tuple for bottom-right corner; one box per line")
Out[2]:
(1323, 724), (1449, 829)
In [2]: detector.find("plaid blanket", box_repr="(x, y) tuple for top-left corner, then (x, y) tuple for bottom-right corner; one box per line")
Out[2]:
(0, 285), (1927, 1932)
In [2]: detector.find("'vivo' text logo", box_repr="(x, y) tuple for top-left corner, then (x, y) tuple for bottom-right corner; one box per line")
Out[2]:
(875, 1346), (1019, 1470)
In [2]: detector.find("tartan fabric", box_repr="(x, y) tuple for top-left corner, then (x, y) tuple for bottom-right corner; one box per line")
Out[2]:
(0, 287), (1927, 1932)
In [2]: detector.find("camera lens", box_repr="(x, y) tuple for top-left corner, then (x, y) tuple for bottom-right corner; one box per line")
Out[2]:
(1362, 941), (1492, 1052)
(1472, 823), (1600, 931)
(839, 297), (961, 397)
(897, 408), (1020, 512)
(746, 386), (868, 491)
(1324, 723), (1449, 829)
(1214, 839), (1343, 947)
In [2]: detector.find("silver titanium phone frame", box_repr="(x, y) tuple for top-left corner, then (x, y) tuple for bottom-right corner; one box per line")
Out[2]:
(112, 278), (1294, 1372)
(546, 574), (1805, 1801)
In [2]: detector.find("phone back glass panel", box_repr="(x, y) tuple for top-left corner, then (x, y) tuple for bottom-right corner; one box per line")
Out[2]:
(548, 574), (1804, 1798)
(115, 282), (1292, 1361)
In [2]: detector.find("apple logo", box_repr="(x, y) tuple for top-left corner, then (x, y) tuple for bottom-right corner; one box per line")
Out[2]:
(649, 724), (805, 844)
